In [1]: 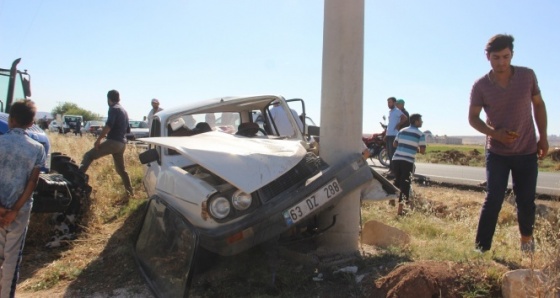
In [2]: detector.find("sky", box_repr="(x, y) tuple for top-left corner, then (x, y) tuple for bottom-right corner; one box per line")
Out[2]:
(1, 0), (559, 136)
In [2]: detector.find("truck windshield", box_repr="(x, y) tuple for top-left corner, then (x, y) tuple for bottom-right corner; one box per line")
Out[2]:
(65, 116), (80, 122)
(0, 69), (27, 112)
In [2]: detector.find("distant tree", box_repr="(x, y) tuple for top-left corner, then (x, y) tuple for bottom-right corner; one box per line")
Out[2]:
(51, 102), (102, 122)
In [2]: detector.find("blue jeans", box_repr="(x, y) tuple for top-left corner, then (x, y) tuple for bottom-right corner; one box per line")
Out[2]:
(475, 152), (538, 251)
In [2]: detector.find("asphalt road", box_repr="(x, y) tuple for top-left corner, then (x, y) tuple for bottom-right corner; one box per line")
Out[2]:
(369, 160), (560, 197)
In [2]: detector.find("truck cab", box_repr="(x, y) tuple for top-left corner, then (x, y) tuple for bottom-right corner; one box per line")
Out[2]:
(0, 58), (51, 170)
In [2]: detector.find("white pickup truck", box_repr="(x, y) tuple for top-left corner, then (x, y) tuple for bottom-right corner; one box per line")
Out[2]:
(60, 114), (83, 134)
(132, 95), (394, 297)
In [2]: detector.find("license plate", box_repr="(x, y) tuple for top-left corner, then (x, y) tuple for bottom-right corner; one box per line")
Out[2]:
(282, 179), (342, 226)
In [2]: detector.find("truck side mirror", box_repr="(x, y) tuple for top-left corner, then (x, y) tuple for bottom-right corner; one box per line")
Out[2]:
(22, 76), (32, 98)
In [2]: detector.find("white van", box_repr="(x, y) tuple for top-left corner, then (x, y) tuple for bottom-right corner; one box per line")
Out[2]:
(61, 115), (83, 134)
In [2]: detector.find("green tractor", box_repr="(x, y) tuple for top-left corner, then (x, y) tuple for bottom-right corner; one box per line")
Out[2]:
(1, 58), (91, 247)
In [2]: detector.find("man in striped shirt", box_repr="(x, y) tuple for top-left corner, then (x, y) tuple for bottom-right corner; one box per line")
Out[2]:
(392, 114), (426, 216)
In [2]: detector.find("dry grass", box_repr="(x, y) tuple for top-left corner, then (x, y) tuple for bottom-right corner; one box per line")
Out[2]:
(19, 132), (149, 296)
(14, 133), (560, 297)
(363, 184), (560, 296)
(365, 185), (558, 266)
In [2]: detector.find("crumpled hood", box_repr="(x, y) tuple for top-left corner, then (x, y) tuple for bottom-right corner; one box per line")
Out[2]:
(139, 131), (307, 193)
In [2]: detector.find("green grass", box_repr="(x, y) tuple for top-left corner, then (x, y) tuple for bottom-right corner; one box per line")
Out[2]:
(424, 144), (485, 154)
(417, 143), (560, 172)
(416, 144), (486, 167)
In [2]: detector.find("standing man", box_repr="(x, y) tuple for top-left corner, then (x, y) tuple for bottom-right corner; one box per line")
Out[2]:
(147, 98), (163, 129)
(469, 34), (548, 253)
(74, 119), (82, 137)
(0, 100), (46, 297)
(269, 100), (303, 136)
(396, 99), (410, 130)
(79, 90), (134, 196)
(384, 96), (408, 177)
(393, 114), (426, 216)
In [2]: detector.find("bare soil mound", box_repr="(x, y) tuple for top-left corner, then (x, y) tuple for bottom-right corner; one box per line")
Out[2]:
(363, 261), (502, 298)
(429, 149), (483, 165)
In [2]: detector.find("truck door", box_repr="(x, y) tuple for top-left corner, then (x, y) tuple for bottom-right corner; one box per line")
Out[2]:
(143, 118), (162, 197)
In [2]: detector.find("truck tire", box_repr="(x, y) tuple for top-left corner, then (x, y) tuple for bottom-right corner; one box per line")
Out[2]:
(50, 153), (91, 211)
(34, 153), (90, 214)
(42, 153), (92, 248)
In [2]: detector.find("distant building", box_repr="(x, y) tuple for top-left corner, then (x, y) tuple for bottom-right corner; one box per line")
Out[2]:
(424, 130), (433, 142)
(423, 130), (462, 144)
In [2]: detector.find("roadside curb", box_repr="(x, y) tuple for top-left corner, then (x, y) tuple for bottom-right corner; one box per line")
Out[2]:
(413, 174), (559, 202)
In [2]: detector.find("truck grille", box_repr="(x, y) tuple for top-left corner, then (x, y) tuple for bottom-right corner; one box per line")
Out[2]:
(258, 153), (327, 203)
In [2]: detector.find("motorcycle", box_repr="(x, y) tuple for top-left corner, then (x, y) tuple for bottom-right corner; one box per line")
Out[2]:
(362, 122), (390, 167)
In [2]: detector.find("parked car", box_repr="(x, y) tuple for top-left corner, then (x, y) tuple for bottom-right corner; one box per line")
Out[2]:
(132, 95), (393, 297)
(81, 120), (104, 136)
(48, 120), (60, 132)
(126, 120), (149, 141)
(60, 115), (83, 134)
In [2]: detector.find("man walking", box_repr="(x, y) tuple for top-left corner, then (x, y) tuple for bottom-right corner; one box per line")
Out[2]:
(468, 34), (548, 253)
(392, 114), (426, 216)
(384, 97), (408, 177)
(80, 90), (134, 196)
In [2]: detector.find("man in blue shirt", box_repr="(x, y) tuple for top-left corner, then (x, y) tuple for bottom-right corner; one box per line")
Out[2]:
(392, 113), (426, 216)
(79, 90), (133, 196)
(0, 99), (46, 297)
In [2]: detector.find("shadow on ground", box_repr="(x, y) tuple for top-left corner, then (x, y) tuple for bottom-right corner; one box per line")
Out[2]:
(59, 202), (148, 297)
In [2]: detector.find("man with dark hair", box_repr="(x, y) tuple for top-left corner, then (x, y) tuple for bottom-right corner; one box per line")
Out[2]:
(392, 113), (426, 216)
(396, 99), (410, 130)
(74, 119), (82, 137)
(79, 89), (133, 196)
(384, 96), (408, 178)
(0, 99), (46, 297)
(469, 34), (548, 253)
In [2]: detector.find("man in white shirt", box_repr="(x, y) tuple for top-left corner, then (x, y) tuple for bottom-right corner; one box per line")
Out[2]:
(147, 98), (163, 129)
(269, 100), (303, 137)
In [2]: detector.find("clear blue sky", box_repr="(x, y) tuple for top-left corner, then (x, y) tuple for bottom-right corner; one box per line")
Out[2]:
(1, 1), (558, 136)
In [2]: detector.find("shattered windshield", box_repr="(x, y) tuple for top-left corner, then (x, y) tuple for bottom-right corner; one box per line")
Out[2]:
(135, 199), (197, 297)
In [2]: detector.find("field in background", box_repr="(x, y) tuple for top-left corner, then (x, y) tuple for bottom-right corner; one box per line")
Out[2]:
(417, 143), (560, 171)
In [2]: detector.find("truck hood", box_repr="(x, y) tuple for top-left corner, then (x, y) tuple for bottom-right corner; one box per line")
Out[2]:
(139, 131), (307, 193)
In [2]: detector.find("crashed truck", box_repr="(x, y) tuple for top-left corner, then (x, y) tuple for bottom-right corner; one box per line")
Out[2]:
(133, 95), (397, 297)
(0, 59), (91, 247)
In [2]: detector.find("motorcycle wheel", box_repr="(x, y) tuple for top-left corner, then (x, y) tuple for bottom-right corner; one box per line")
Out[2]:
(378, 148), (390, 168)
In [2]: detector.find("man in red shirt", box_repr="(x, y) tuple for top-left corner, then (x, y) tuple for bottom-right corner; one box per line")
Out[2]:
(468, 34), (548, 253)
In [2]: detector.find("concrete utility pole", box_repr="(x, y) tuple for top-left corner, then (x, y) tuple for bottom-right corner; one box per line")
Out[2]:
(317, 0), (364, 254)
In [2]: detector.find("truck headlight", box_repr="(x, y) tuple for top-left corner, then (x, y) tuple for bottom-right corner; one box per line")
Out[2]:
(209, 196), (231, 219)
(232, 190), (252, 210)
